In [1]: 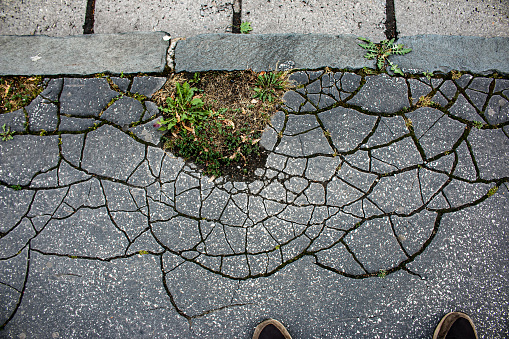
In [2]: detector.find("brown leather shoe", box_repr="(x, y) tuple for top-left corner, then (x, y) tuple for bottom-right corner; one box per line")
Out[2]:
(433, 312), (478, 339)
(252, 319), (292, 339)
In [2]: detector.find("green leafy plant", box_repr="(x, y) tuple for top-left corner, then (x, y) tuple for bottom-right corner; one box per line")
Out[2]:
(253, 72), (285, 102)
(423, 71), (434, 80)
(155, 71), (282, 179)
(416, 95), (436, 107)
(240, 22), (252, 34)
(165, 121), (261, 177)
(358, 37), (412, 76)
(10, 185), (22, 191)
(473, 121), (484, 129)
(131, 92), (147, 102)
(157, 82), (212, 132)
(1, 124), (14, 141)
(189, 72), (201, 84)
(378, 269), (388, 278)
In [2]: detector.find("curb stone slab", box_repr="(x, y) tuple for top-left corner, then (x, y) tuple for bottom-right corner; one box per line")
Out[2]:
(0, 32), (170, 76)
(175, 34), (509, 75)
(175, 33), (372, 72)
(393, 35), (509, 75)
(0, 72), (507, 338)
(1, 33), (508, 76)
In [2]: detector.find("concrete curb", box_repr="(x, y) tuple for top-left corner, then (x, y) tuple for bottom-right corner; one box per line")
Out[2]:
(174, 33), (372, 72)
(0, 33), (508, 76)
(176, 33), (509, 75)
(394, 35), (509, 75)
(0, 32), (170, 76)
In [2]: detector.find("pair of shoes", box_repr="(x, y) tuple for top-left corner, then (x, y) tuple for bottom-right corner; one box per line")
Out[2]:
(252, 319), (292, 339)
(433, 312), (478, 339)
(252, 312), (477, 339)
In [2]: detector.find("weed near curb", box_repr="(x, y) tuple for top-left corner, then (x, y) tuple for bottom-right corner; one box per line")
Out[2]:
(253, 72), (286, 102)
(358, 38), (412, 75)
(240, 22), (253, 34)
(153, 70), (287, 180)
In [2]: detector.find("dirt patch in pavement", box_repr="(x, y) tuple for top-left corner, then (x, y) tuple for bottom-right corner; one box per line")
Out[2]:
(152, 70), (288, 181)
(0, 76), (44, 114)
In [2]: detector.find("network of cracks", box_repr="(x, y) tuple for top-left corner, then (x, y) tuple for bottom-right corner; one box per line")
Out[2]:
(0, 70), (508, 326)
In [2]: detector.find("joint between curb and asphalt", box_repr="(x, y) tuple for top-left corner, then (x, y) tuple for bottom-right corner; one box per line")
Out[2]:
(0, 32), (508, 77)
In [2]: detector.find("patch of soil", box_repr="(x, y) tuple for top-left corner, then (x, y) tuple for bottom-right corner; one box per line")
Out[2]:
(152, 70), (287, 181)
(0, 76), (44, 114)
(194, 147), (269, 182)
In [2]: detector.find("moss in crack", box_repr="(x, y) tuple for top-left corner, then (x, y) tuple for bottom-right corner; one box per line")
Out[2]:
(487, 186), (499, 197)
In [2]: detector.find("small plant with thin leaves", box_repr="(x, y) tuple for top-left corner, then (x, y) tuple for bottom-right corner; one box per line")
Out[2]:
(378, 269), (388, 278)
(423, 71), (434, 80)
(473, 121), (484, 129)
(240, 22), (252, 34)
(358, 37), (412, 76)
(1, 124), (14, 141)
(253, 72), (285, 102)
(157, 82), (212, 133)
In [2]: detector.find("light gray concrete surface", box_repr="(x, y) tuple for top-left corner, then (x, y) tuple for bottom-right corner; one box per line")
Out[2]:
(0, 32), (170, 76)
(243, 0), (386, 41)
(94, 0), (233, 38)
(395, 0), (509, 37)
(175, 33), (372, 72)
(393, 35), (509, 75)
(0, 0), (85, 36)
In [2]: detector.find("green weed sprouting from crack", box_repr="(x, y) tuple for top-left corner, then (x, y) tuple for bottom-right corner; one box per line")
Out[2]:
(423, 71), (434, 80)
(473, 121), (484, 129)
(240, 22), (252, 34)
(416, 95), (436, 108)
(378, 269), (388, 278)
(358, 37), (412, 76)
(253, 72), (285, 102)
(1, 124), (14, 141)
(157, 82), (212, 132)
(9, 185), (22, 191)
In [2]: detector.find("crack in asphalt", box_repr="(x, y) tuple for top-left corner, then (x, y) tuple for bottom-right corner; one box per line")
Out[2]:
(0, 71), (508, 329)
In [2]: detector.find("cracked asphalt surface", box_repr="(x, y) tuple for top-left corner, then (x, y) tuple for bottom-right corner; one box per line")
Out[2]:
(0, 71), (508, 338)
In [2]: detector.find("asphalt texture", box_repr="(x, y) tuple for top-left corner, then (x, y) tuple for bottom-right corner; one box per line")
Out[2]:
(0, 71), (508, 338)
(0, 1), (508, 337)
